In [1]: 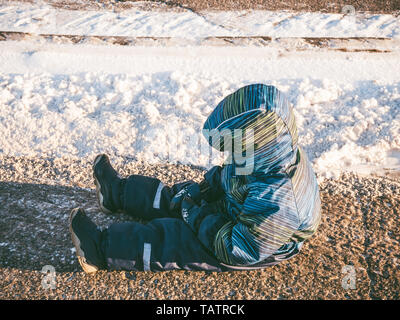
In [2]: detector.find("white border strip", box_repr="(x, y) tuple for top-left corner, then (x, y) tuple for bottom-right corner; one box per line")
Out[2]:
(153, 182), (164, 209)
(143, 243), (151, 271)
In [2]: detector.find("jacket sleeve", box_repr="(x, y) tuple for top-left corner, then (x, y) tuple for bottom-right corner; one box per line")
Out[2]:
(173, 166), (224, 206)
(198, 166), (224, 202)
(184, 170), (299, 266)
(182, 200), (230, 255)
(212, 180), (300, 266)
(183, 165), (228, 252)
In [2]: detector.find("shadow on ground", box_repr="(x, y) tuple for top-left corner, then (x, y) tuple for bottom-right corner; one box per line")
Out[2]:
(0, 176), (399, 299)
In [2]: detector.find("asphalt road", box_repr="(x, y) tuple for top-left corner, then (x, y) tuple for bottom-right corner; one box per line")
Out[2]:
(0, 156), (399, 299)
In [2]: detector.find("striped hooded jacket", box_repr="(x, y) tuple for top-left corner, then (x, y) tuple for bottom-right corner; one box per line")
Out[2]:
(191, 84), (321, 267)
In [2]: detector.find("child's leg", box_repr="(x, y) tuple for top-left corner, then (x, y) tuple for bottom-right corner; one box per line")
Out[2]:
(102, 217), (224, 271)
(121, 174), (192, 220)
(70, 208), (290, 273)
(93, 154), (192, 220)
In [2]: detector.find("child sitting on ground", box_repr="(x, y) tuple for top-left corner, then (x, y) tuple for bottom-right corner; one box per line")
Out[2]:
(69, 83), (321, 272)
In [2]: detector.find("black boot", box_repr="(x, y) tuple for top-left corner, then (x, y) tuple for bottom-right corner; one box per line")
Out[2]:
(69, 208), (106, 273)
(93, 154), (125, 214)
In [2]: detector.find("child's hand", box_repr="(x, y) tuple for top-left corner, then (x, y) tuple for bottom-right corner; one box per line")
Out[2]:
(181, 196), (197, 223)
(169, 183), (200, 212)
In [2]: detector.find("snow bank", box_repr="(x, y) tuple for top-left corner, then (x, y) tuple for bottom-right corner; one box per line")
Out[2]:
(0, 2), (399, 180)
(0, 1), (399, 38)
(0, 41), (399, 180)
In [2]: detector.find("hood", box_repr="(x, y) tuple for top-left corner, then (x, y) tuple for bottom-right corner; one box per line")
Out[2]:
(203, 84), (299, 173)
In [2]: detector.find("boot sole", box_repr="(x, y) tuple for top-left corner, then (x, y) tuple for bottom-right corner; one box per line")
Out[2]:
(93, 154), (113, 215)
(69, 208), (99, 274)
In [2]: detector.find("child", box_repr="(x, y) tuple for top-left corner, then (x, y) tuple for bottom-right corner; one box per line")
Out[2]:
(69, 84), (321, 273)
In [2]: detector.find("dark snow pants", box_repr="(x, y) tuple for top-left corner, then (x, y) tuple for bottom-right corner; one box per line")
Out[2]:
(102, 175), (229, 272)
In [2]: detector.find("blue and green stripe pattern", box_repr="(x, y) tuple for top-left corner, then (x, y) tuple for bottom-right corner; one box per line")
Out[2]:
(203, 84), (321, 266)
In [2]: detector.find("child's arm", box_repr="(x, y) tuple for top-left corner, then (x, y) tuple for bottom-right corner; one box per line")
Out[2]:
(181, 179), (301, 266)
(169, 166), (225, 212)
(212, 178), (302, 266)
